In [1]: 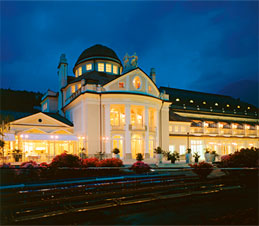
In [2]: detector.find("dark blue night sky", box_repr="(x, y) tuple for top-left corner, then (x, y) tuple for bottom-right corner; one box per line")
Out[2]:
(1, 1), (258, 106)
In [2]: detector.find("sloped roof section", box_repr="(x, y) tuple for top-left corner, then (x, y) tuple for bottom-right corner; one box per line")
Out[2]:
(160, 87), (258, 118)
(42, 112), (73, 126)
(169, 111), (191, 122)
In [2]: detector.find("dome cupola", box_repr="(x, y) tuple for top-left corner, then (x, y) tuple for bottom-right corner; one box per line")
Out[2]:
(73, 44), (122, 77)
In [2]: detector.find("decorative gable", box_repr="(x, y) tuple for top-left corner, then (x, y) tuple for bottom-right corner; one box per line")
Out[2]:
(104, 68), (160, 97)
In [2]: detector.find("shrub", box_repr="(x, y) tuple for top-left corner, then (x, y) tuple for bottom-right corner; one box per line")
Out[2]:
(154, 146), (163, 154)
(130, 161), (150, 174)
(112, 148), (120, 154)
(97, 158), (123, 167)
(189, 161), (213, 179)
(221, 147), (259, 167)
(20, 160), (38, 168)
(50, 152), (82, 168)
(136, 153), (143, 161)
(82, 158), (99, 167)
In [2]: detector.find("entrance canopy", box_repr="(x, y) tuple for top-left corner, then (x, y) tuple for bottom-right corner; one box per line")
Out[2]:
(19, 134), (78, 141)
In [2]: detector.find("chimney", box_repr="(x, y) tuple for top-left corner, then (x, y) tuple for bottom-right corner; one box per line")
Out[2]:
(150, 68), (156, 83)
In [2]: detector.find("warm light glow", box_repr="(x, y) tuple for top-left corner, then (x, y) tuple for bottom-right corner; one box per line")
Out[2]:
(133, 76), (141, 89)
(245, 125), (250, 129)
(51, 135), (54, 139)
(75, 69), (78, 77)
(20, 135), (24, 138)
(226, 104), (230, 107)
(98, 63), (104, 72)
(71, 85), (75, 93)
(25, 135), (29, 138)
(119, 82), (125, 88)
(218, 123), (223, 128)
(106, 64), (112, 72)
(232, 143), (237, 145)
(232, 124), (237, 129)
(190, 100), (194, 103)
(55, 136), (59, 139)
(237, 105), (240, 109)
(82, 137), (85, 140)
(203, 122), (208, 127)
(78, 67), (82, 76)
(113, 65), (118, 74)
(86, 64), (92, 71)
(176, 98), (180, 102)
(203, 101), (206, 104)
(215, 103), (218, 106)
(247, 106), (250, 109)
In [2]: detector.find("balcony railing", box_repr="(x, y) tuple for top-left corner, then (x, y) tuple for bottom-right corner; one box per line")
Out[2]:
(111, 125), (125, 131)
(205, 128), (218, 134)
(233, 129), (245, 136)
(190, 127), (203, 134)
(220, 128), (232, 135)
(247, 130), (257, 136)
(129, 124), (147, 131)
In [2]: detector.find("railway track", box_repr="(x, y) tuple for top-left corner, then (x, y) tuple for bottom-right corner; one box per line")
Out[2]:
(0, 172), (243, 224)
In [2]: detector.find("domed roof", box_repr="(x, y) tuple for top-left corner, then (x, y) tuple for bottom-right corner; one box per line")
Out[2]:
(74, 44), (121, 68)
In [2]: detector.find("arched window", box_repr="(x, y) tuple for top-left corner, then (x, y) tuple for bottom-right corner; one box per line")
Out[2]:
(133, 76), (141, 89)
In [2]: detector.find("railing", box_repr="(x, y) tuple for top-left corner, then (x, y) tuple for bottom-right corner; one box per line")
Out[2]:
(205, 128), (218, 134)
(220, 128), (232, 135)
(65, 88), (82, 104)
(129, 124), (147, 131)
(190, 127), (203, 134)
(233, 129), (245, 136)
(247, 130), (257, 136)
(111, 124), (125, 131)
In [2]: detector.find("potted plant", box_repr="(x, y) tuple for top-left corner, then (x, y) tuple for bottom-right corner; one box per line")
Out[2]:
(12, 149), (22, 162)
(193, 152), (200, 163)
(154, 146), (163, 164)
(136, 153), (144, 161)
(79, 148), (87, 159)
(185, 148), (192, 164)
(210, 150), (218, 163)
(112, 148), (120, 159)
(204, 148), (210, 162)
(168, 152), (180, 164)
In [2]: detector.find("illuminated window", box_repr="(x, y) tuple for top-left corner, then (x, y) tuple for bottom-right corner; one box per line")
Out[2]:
(226, 104), (230, 107)
(190, 100), (194, 103)
(119, 82), (125, 88)
(75, 69), (78, 77)
(203, 101), (206, 104)
(133, 76), (141, 89)
(179, 145), (186, 155)
(247, 106), (250, 109)
(113, 65), (118, 74)
(169, 145), (175, 153)
(110, 105), (125, 127)
(106, 64), (112, 73)
(98, 63), (104, 72)
(78, 67), (82, 76)
(237, 105), (240, 109)
(215, 103), (218, 106)
(71, 85), (75, 93)
(176, 98), (180, 102)
(86, 64), (92, 71)
(77, 83), (81, 89)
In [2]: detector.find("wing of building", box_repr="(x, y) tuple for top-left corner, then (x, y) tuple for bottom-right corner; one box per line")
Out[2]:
(2, 44), (258, 163)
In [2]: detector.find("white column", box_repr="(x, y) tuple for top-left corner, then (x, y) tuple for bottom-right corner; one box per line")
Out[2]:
(145, 106), (149, 156)
(125, 104), (131, 158)
(156, 108), (159, 148)
(105, 104), (111, 154)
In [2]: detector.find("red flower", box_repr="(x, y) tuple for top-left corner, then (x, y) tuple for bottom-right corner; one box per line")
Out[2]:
(82, 158), (99, 167)
(97, 158), (123, 167)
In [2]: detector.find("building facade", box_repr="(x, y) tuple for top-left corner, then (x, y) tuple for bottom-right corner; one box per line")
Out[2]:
(2, 44), (259, 163)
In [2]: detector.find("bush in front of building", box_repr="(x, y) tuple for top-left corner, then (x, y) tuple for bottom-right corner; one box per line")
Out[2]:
(220, 147), (259, 167)
(189, 161), (213, 179)
(130, 161), (150, 174)
(97, 158), (123, 167)
(50, 151), (82, 168)
(82, 158), (99, 167)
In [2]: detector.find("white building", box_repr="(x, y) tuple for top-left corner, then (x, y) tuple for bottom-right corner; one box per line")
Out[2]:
(2, 44), (259, 162)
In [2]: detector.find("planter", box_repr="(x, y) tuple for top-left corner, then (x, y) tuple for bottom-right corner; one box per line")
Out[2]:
(205, 153), (211, 162)
(14, 155), (22, 162)
(171, 159), (176, 164)
(185, 153), (192, 164)
(211, 154), (216, 163)
(157, 154), (163, 164)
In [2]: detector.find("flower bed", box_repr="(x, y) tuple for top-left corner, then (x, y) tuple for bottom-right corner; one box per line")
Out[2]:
(130, 161), (150, 174)
(189, 161), (213, 179)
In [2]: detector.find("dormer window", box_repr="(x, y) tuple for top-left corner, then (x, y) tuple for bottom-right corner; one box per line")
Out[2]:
(98, 63), (104, 72)
(75, 69), (78, 77)
(203, 101), (206, 104)
(237, 105), (240, 109)
(119, 82), (125, 88)
(78, 67), (82, 76)
(226, 104), (230, 107)
(113, 65), (118, 74)
(215, 103), (218, 106)
(106, 64), (112, 73)
(176, 98), (180, 102)
(247, 106), (250, 109)
(86, 64), (92, 71)
(190, 100), (194, 103)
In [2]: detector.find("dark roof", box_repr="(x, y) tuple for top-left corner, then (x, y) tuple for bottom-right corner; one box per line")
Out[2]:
(67, 70), (118, 86)
(74, 44), (122, 68)
(160, 87), (258, 118)
(43, 112), (73, 126)
(169, 111), (191, 122)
